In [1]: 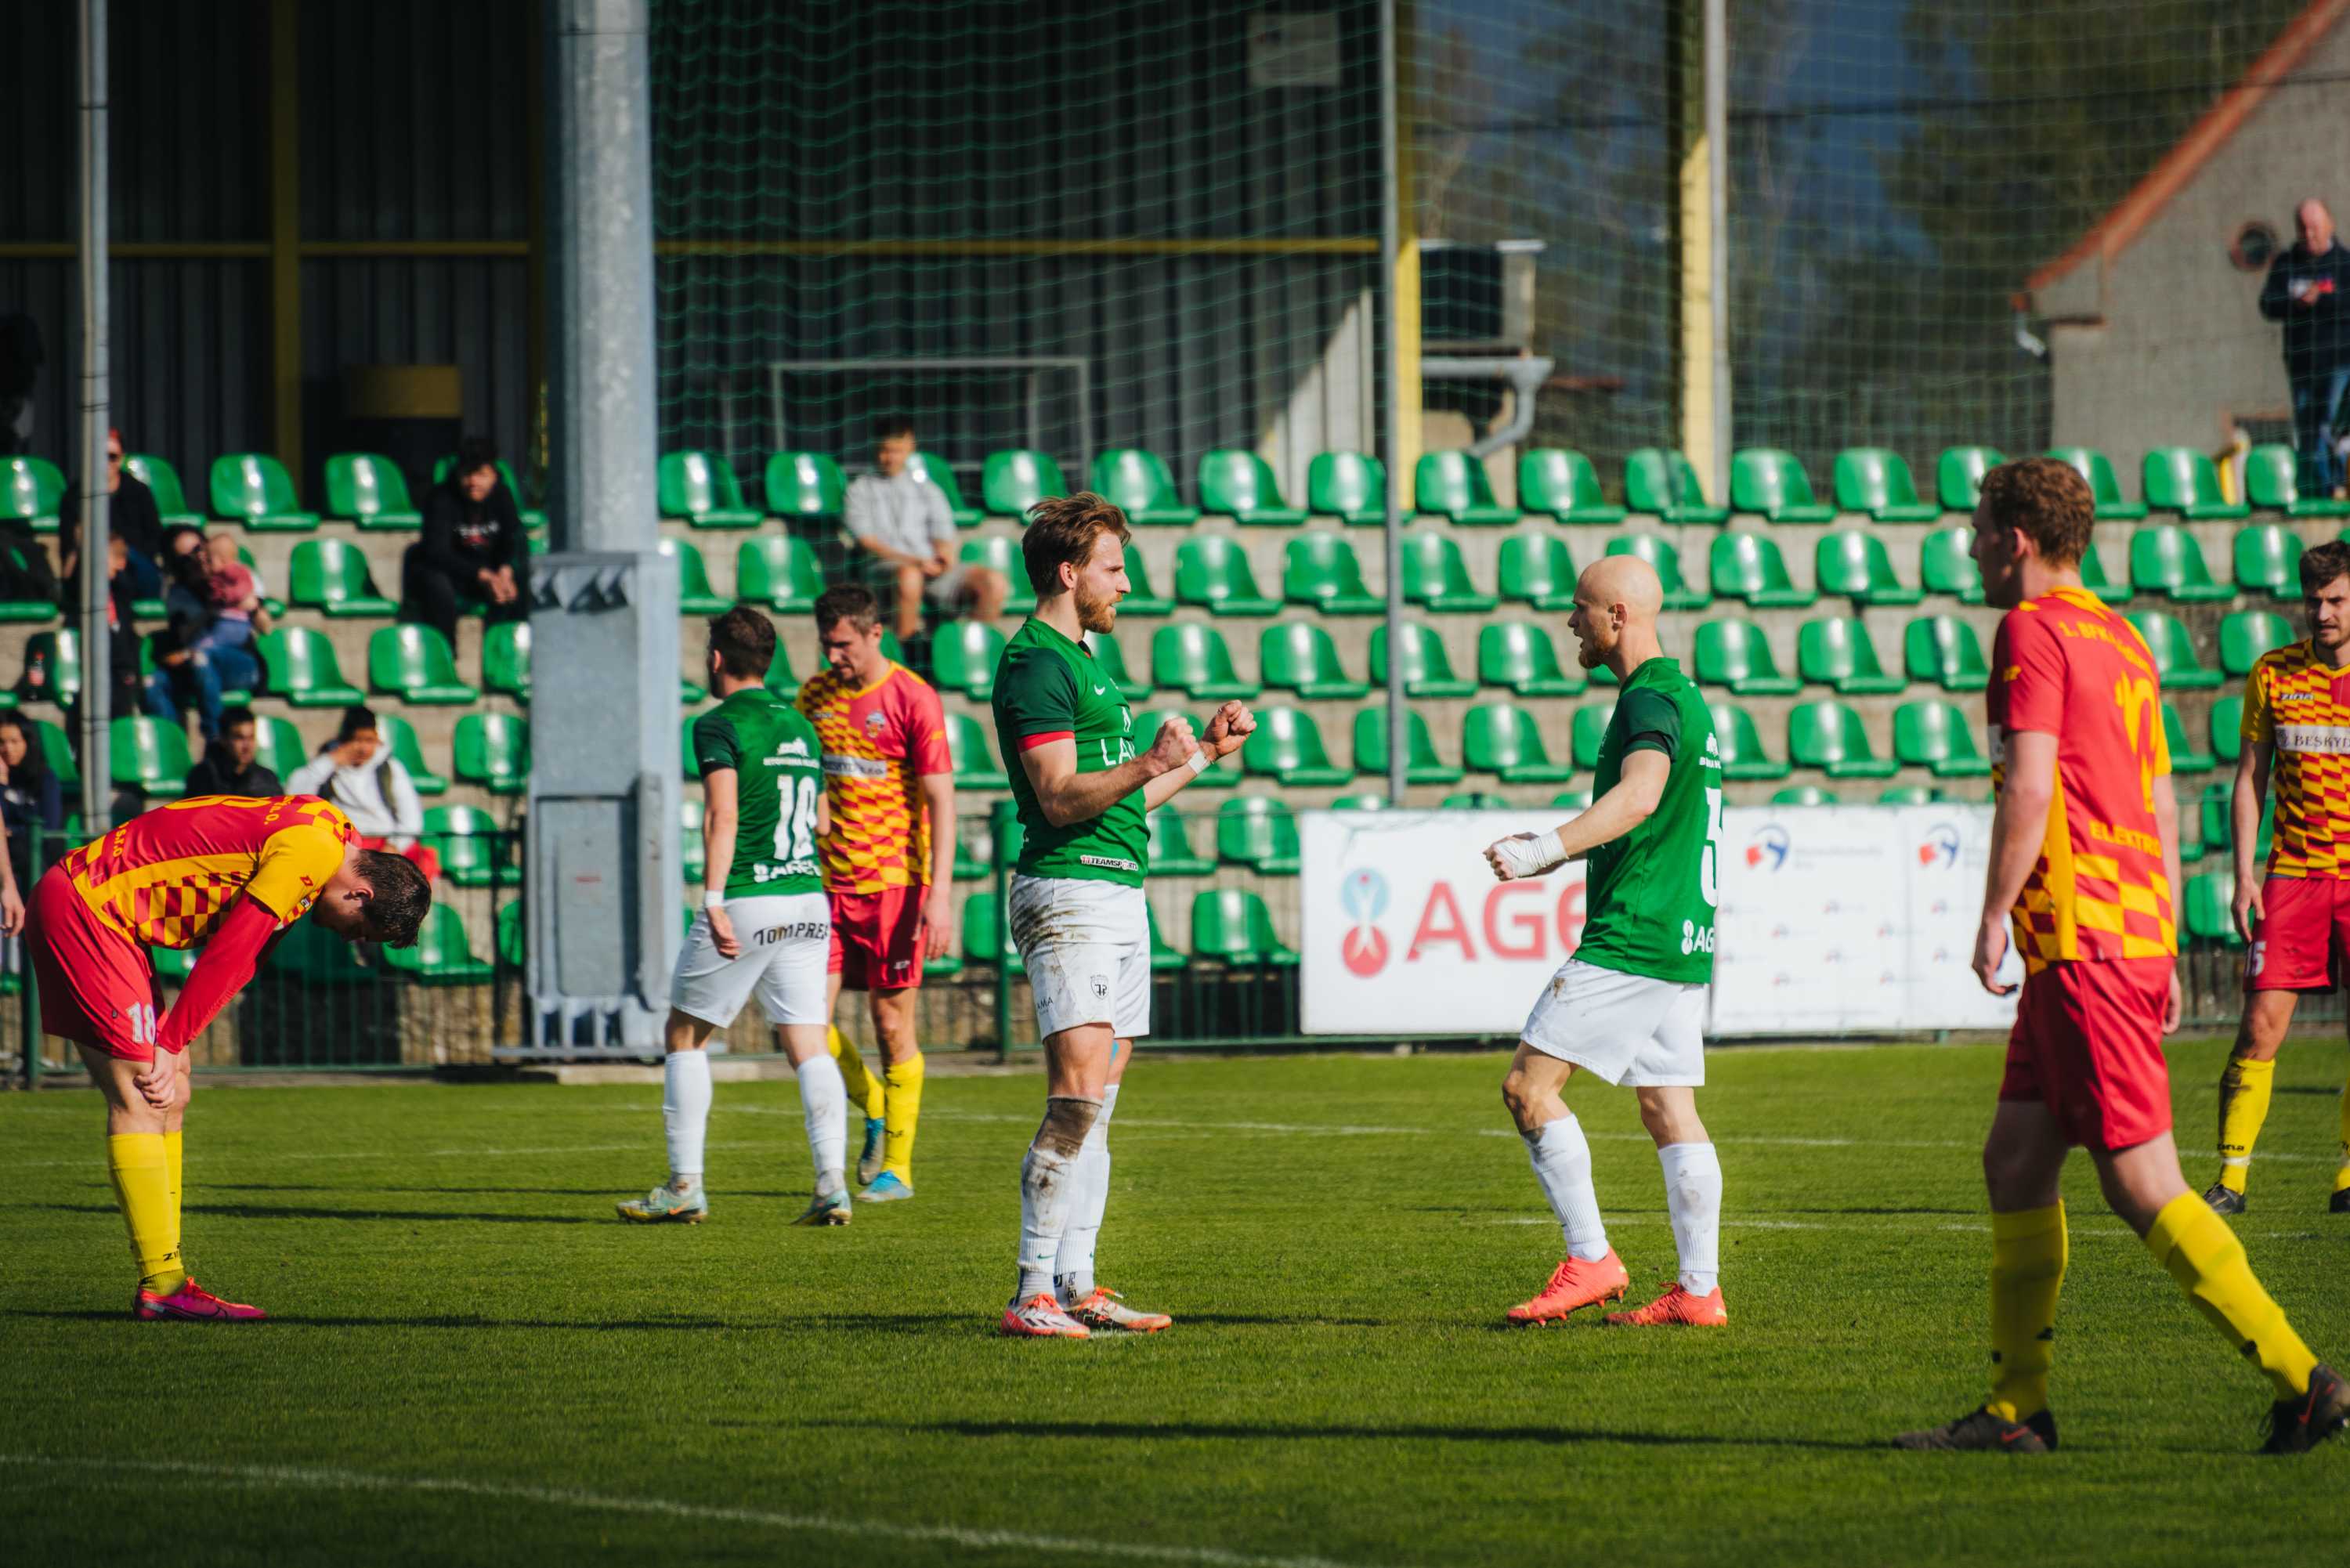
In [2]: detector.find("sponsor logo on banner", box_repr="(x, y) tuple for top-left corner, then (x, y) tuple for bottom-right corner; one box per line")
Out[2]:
(1744, 825), (1791, 871)
(1917, 822), (1961, 869)
(1339, 869), (1390, 977)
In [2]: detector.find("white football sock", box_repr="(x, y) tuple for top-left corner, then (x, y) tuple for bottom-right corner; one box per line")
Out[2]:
(1016, 1096), (1101, 1302)
(1525, 1114), (1610, 1261)
(1656, 1140), (1723, 1295)
(796, 1054), (848, 1197)
(1057, 1083), (1120, 1302)
(663, 1050), (713, 1183)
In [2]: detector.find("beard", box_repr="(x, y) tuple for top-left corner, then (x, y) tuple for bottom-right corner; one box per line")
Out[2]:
(1076, 584), (1120, 634)
(1574, 636), (1606, 670)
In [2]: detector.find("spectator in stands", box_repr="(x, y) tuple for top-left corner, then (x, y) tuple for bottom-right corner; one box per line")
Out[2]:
(403, 435), (529, 656)
(34, 534), (146, 728)
(285, 705), (440, 881)
(0, 712), (63, 875)
(183, 709), (282, 800)
(58, 428), (164, 601)
(143, 530), (262, 741)
(0, 311), (39, 457)
(844, 415), (1006, 644)
(2260, 198), (2350, 498)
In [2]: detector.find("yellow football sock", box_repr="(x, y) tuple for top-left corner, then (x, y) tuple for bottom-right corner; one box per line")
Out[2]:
(163, 1129), (183, 1262)
(831, 1027), (886, 1123)
(1986, 1203), (2066, 1423)
(2146, 1191), (2317, 1400)
(107, 1133), (185, 1297)
(2336, 1079), (2350, 1193)
(883, 1052), (925, 1182)
(2217, 1053), (2275, 1196)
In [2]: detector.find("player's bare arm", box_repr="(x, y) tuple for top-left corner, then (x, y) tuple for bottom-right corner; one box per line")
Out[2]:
(1976, 728), (2058, 995)
(1484, 749), (1668, 881)
(702, 766), (742, 958)
(1142, 700), (1255, 811)
(1018, 716), (1194, 827)
(0, 819), (20, 934)
(920, 769), (956, 960)
(2231, 738), (2273, 941)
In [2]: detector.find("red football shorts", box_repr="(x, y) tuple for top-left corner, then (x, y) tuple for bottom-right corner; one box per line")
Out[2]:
(2243, 873), (2350, 992)
(1999, 956), (2174, 1151)
(827, 886), (926, 992)
(27, 865), (161, 1060)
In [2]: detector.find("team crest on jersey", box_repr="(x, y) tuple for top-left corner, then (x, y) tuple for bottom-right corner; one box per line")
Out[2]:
(864, 710), (888, 735)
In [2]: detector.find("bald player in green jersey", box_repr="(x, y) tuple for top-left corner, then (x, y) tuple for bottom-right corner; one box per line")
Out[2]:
(1484, 554), (1730, 1329)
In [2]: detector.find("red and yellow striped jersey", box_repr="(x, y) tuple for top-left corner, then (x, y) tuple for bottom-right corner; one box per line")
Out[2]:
(795, 661), (952, 893)
(56, 795), (357, 949)
(2240, 638), (2350, 877)
(1987, 585), (2177, 973)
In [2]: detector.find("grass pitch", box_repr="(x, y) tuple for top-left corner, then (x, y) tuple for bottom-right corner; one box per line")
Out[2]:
(4, 1035), (2348, 1567)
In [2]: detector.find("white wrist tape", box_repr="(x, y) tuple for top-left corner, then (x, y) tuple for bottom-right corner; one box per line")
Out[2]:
(1184, 749), (1211, 776)
(703, 890), (728, 911)
(1492, 829), (1568, 879)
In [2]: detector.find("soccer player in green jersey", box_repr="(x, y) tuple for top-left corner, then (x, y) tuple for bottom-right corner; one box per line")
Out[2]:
(1484, 555), (1729, 1328)
(990, 493), (1255, 1338)
(616, 608), (849, 1227)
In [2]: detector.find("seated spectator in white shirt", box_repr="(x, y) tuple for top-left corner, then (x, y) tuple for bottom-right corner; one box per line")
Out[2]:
(842, 416), (1006, 641)
(284, 705), (442, 882)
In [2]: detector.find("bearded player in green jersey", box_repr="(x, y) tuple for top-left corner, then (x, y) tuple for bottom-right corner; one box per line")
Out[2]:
(990, 493), (1255, 1339)
(1484, 554), (1728, 1329)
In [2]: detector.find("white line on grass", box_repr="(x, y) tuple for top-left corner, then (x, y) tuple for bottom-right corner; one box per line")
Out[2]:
(1480, 1213), (2338, 1243)
(0, 1454), (1397, 1568)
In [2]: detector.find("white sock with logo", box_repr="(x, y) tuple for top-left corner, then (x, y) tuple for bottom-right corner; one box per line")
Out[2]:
(1056, 1083), (1120, 1303)
(796, 1055), (848, 1197)
(663, 1050), (713, 1184)
(1656, 1141), (1723, 1295)
(1525, 1115), (1610, 1261)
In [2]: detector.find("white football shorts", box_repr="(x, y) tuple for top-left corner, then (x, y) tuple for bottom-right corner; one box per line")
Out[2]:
(670, 892), (831, 1029)
(1007, 874), (1152, 1040)
(1520, 958), (1707, 1087)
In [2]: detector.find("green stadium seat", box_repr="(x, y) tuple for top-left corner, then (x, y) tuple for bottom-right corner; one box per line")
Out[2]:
(1217, 797), (1301, 874)
(1712, 533), (1817, 609)
(1149, 805), (1217, 876)
(1083, 630), (1151, 700)
(383, 905), (495, 985)
(246, 715), (306, 782)
(2220, 610), (2294, 677)
(760, 639), (799, 695)
(323, 453), (422, 530)
(421, 805), (513, 889)
(1092, 449), (1198, 526)
(2212, 694), (2244, 767)
(110, 715), (190, 793)
(1518, 448), (1625, 525)
(1694, 620), (1799, 695)
(21, 628), (80, 702)
(1772, 784), (1838, 805)
(2124, 609), (2222, 690)
(682, 799), (706, 885)
(2200, 782), (2274, 862)
(1399, 532), (1497, 612)
(1624, 446), (1729, 524)
(960, 891), (1015, 970)
(257, 627), (363, 707)
(950, 815), (992, 880)
(1894, 700), (1989, 778)
(2164, 701), (2215, 775)
(764, 453), (855, 526)
(369, 624), (478, 705)
(1913, 528), (1985, 605)
(266, 916), (375, 984)
(1815, 532), (1922, 607)
(1118, 544), (1172, 615)
(1282, 534), (1383, 614)
(1198, 450), (1307, 526)
(1904, 615), (1990, 692)
(1463, 702), (1576, 783)
(1797, 617), (1904, 695)
(2129, 523), (2233, 602)
(982, 450), (1067, 519)
(1499, 534), (1576, 612)
(123, 453), (202, 528)
(1936, 446), (2005, 514)
(2046, 447), (2147, 520)
(1708, 701), (1791, 781)
(455, 714), (529, 794)
(2185, 871), (2244, 948)
(2143, 446), (2250, 521)
(1414, 450), (1517, 525)
(1332, 793), (1389, 811)
(1152, 624), (1259, 700)
(1833, 447), (1941, 522)
(1260, 623), (1368, 699)
(1191, 889), (1299, 966)
(652, 451), (756, 527)
(1242, 706), (1353, 786)
(905, 451), (982, 527)
(959, 535), (1037, 613)
(208, 453), (317, 531)
(0, 542), (56, 620)
(1478, 620), (1584, 698)
(1370, 623), (1477, 699)
(1570, 705), (1611, 770)
(288, 539), (396, 618)
(654, 537), (730, 615)
(940, 712), (1007, 790)
(30, 717), (78, 789)
(2077, 540), (2130, 605)
(1441, 791), (1512, 811)
(2232, 522), (2305, 598)
(1788, 700), (1897, 779)
(1876, 785), (1948, 806)
(2244, 441), (2350, 518)
(1148, 908), (1188, 971)
(1173, 537), (1278, 616)
(735, 537), (825, 613)
(931, 620), (1007, 699)
(2, 456), (63, 535)
(1550, 787), (1594, 809)
(381, 714), (446, 794)
(1732, 448), (1836, 523)
(1607, 535), (1709, 610)
(1307, 450), (1387, 526)
(1352, 706), (1462, 784)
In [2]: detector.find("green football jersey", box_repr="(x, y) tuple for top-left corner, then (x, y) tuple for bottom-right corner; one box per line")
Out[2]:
(991, 617), (1148, 886)
(692, 688), (824, 899)
(1575, 656), (1721, 984)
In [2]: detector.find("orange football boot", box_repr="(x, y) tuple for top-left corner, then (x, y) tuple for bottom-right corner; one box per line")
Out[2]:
(1505, 1249), (1629, 1324)
(1604, 1281), (1726, 1327)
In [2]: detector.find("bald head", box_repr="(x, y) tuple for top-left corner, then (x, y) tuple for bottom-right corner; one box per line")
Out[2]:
(1579, 555), (1664, 621)
(2301, 199), (2335, 251)
(1567, 555), (1665, 675)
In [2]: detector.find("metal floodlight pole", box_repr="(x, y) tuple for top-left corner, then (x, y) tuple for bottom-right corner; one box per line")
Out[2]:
(1378, 0), (1407, 804)
(1704, 0), (1731, 494)
(77, 0), (110, 833)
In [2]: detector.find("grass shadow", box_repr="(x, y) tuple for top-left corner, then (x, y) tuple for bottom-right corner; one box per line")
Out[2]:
(54, 1201), (599, 1227)
(797, 1415), (1895, 1454)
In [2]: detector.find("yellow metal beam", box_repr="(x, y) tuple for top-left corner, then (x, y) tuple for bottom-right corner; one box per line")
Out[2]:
(654, 237), (1377, 258)
(1674, 6), (1715, 490)
(268, 0), (302, 480)
(1392, 5), (1421, 488)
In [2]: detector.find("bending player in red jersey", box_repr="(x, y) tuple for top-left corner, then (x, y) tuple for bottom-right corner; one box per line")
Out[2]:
(27, 795), (432, 1319)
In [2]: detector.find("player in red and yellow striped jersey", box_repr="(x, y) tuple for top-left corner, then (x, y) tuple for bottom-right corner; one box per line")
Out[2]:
(27, 795), (432, 1320)
(1897, 457), (2349, 1455)
(797, 584), (956, 1201)
(2207, 540), (2350, 1214)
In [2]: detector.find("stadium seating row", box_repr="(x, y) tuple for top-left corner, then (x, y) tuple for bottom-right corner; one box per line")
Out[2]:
(0, 452), (546, 534)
